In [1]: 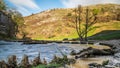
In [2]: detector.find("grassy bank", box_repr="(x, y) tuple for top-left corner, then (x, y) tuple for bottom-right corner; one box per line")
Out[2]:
(32, 21), (120, 41)
(32, 64), (61, 68)
(89, 30), (120, 40)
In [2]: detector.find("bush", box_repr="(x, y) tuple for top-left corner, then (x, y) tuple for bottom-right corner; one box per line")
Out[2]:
(50, 55), (76, 65)
(102, 60), (109, 66)
(67, 13), (72, 17)
(63, 38), (68, 41)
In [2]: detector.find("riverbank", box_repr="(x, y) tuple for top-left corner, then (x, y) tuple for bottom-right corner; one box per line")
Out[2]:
(7, 39), (96, 44)
(0, 39), (120, 68)
(0, 54), (72, 68)
(69, 39), (120, 68)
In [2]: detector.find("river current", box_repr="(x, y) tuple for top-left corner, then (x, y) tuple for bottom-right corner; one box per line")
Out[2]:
(0, 41), (88, 63)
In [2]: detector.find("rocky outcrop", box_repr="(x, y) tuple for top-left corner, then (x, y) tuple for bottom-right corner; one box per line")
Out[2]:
(20, 55), (30, 68)
(99, 40), (120, 53)
(70, 47), (114, 59)
(87, 40), (120, 68)
(108, 53), (120, 67)
(0, 54), (75, 68)
(0, 10), (17, 39)
(8, 55), (17, 68)
(32, 53), (42, 66)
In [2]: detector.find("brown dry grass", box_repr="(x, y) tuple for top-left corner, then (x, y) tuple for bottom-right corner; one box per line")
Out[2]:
(21, 4), (120, 40)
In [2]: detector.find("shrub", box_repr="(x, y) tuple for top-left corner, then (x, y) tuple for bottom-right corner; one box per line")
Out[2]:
(102, 60), (109, 66)
(67, 13), (72, 17)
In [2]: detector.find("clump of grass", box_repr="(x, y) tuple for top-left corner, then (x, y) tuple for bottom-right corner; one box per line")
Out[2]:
(32, 64), (61, 68)
(102, 60), (109, 66)
(50, 55), (76, 66)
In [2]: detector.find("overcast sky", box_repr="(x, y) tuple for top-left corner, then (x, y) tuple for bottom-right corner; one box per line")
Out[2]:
(4, 0), (120, 16)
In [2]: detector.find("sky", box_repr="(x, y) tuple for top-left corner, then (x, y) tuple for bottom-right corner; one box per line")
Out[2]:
(4, 0), (120, 17)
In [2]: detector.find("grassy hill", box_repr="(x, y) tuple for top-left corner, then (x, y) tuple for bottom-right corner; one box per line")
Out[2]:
(21, 4), (120, 40)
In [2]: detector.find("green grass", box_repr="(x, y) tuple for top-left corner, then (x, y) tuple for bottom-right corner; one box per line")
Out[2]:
(32, 29), (78, 41)
(23, 4), (120, 41)
(89, 30), (120, 40)
(112, 22), (120, 29)
(32, 21), (120, 41)
(32, 64), (61, 68)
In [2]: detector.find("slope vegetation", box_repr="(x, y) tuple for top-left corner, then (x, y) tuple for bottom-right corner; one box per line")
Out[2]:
(23, 4), (120, 40)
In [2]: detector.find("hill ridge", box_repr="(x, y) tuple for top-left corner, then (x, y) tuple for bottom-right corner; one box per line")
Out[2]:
(19, 4), (120, 40)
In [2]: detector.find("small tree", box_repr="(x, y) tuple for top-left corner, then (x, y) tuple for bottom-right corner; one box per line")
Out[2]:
(74, 5), (98, 41)
(8, 9), (26, 38)
(0, 0), (6, 10)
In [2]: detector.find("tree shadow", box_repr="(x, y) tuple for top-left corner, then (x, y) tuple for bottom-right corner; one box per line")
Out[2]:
(88, 30), (120, 40)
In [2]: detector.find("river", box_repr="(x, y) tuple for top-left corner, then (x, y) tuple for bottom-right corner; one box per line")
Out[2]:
(0, 41), (90, 63)
(0, 40), (113, 67)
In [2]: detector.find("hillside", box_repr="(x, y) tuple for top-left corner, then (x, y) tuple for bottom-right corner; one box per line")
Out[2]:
(21, 4), (120, 40)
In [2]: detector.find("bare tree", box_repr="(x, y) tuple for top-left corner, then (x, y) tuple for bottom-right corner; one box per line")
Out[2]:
(74, 5), (83, 41)
(74, 5), (98, 42)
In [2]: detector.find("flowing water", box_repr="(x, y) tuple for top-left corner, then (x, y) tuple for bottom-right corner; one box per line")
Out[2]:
(0, 41), (88, 63)
(0, 41), (112, 65)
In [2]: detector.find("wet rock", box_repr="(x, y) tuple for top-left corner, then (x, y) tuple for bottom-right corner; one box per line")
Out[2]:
(88, 63), (102, 68)
(70, 50), (77, 55)
(20, 55), (30, 68)
(50, 55), (58, 64)
(99, 40), (120, 53)
(23, 40), (48, 44)
(32, 53), (42, 66)
(105, 65), (115, 68)
(107, 53), (120, 67)
(115, 63), (120, 67)
(114, 53), (120, 59)
(43, 58), (47, 65)
(70, 41), (80, 44)
(8, 55), (17, 68)
(74, 47), (114, 58)
(0, 60), (8, 68)
(89, 66), (94, 68)
(89, 63), (98, 67)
